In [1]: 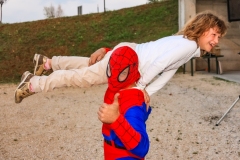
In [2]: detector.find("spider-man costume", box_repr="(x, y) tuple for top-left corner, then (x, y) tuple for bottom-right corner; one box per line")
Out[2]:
(102, 46), (152, 160)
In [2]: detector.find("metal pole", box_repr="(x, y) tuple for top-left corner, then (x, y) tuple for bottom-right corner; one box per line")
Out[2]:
(0, 3), (2, 23)
(104, 0), (105, 12)
(216, 95), (240, 126)
(0, 0), (4, 23)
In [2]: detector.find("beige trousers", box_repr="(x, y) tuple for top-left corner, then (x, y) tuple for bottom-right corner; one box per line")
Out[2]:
(31, 42), (137, 92)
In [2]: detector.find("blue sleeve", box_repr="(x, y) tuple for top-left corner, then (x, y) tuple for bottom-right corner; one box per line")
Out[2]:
(124, 102), (151, 158)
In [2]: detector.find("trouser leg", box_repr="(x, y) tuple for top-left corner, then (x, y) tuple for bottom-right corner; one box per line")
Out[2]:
(31, 54), (109, 92)
(51, 56), (89, 70)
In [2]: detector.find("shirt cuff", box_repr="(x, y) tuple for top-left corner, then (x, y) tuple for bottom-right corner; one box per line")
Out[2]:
(104, 48), (112, 53)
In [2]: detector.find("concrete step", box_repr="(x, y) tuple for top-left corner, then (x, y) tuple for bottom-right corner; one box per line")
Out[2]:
(220, 49), (240, 60)
(219, 60), (240, 71)
(219, 38), (240, 50)
(229, 22), (240, 29)
(195, 47), (240, 72)
(225, 29), (240, 36)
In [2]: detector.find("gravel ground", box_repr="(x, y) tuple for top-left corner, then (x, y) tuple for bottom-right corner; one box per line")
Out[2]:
(0, 72), (240, 160)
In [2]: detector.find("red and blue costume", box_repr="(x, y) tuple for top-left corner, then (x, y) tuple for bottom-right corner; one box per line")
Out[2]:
(102, 46), (152, 160)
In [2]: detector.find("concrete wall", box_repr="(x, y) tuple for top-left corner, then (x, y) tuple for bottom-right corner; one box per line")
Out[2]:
(179, 0), (240, 73)
(178, 0), (196, 30)
(178, 0), (197, 72)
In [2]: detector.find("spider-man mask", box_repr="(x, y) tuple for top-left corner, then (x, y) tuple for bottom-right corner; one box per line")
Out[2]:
(104, 46), (140, 104)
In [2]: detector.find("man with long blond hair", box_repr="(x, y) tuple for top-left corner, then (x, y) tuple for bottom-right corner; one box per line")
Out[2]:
(15, 11), (228, 105)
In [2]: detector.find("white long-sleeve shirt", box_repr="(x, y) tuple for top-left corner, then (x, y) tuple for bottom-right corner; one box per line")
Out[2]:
(135, 35), (200, 96)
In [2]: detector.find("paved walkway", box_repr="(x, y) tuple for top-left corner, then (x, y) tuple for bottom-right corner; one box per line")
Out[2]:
(213, 71), (240, 83)
(184, 70), (240, 84)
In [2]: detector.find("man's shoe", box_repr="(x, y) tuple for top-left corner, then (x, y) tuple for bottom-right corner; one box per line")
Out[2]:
(33, 53), (49, 76)
(20, 70), (30, 81)
(15, 71), (35, 103)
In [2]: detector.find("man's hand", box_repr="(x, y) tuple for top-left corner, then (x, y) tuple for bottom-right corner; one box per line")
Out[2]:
(98, 93), (120, 124)
(88, 48), (106, 66)
(142, 89), (150, 111)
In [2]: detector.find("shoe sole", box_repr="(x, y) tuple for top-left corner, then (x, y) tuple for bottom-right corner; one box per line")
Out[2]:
(14, 71), (32, 103)
(20, 71), (30, 82)
(33, 53), (40, 75)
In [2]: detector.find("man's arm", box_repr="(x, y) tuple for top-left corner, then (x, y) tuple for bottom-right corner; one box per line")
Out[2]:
(88, 48), (112, 66)
(145, 69), (177, 96)
(136, 41), (197, 91)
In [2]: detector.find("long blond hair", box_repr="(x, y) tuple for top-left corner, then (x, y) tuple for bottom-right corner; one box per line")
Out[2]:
(177, 11), (228, 43)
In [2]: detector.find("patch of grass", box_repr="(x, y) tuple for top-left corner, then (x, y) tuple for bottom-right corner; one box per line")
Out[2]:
(213, 77), (236, 83)
(0, 0), (178, 83)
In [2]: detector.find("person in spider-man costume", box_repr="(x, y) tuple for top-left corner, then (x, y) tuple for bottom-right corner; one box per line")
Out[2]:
(100, 46), (152, 160)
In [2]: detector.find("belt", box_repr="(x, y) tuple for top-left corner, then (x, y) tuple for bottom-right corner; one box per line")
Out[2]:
(104, 139), (126, 150)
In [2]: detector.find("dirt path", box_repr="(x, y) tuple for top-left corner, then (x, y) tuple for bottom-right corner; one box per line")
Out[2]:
(0, 72), (240, 159)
